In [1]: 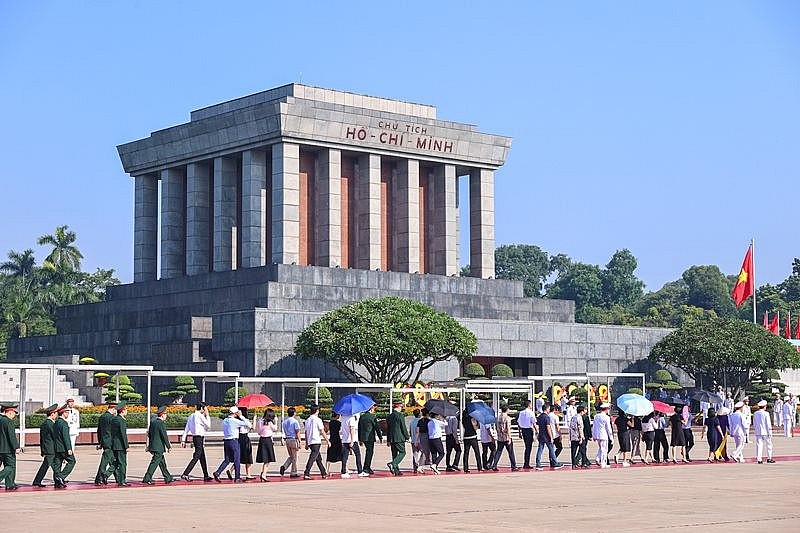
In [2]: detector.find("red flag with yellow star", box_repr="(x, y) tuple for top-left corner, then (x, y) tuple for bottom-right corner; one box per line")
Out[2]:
(732, 245), (754, 306)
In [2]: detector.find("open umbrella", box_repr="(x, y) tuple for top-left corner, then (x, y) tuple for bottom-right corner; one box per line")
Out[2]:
(425, 399), (459, 417)
(466, 401), (497, 425)
(692, 391), (723, 404)
(651, 400), (675, 414)
(333, 393), (375, 416)
(616, 394), (654, 416)
(237, 393), (274, 409)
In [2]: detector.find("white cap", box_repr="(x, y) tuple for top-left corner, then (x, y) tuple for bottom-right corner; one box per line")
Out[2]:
(600, 402), (611, 409)
(785, 396), (791, 401)
(757, 400), (767, 407)
(229, 406), (240, 414)
(734, 401), (744, 409)
(717, 407), (729, 415)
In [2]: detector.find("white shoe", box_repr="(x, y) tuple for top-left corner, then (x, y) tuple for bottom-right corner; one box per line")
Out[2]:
(431, 464), (440, 475)
(358, 472), (369, 477)
(341, 472), (351, 478)
(622, 461), (631, 467)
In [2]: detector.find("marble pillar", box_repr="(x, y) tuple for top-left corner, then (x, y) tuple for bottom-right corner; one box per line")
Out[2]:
(241, 149), (268, 268)
(470, 168), (495, 278)
(133, 174), (158, 282)
(213, 156), (238, 271)
(271, 142), (300, 265)
(186, 161), (211, 275)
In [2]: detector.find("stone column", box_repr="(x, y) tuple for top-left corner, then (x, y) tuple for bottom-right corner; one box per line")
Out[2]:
(271, 142), (300, 265)
(213, 156), (238, 271)
(241, 149), (268, 268)
(315, 148), (341, 267)
(133, 174), (158, 282)
(356, 153), (381, 270)
(160, 167), (186, 279)
(393, 159), (420, 273)
(470, 169), (495, 278)
(431, 164), (458, 275)
(186, 162), (211, 275)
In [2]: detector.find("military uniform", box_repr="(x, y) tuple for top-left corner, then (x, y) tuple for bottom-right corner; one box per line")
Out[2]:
(0, 405), (20, 490)
(386, 405), (409, 475)
(95, 405), (117, 485)
(143, 407), (174, 484)
(358, 408), (383, 474)
(53, 406), (76, 486)
(32, 404), (59, 487)
(110, 402), (130, 485)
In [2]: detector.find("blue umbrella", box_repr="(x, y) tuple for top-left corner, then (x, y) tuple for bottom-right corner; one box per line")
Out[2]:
(333, 393), (375, 416)
(616, 394), (654, 416)
(466, 401), (497, 425)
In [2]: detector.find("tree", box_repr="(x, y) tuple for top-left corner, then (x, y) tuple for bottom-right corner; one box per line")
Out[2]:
(494, 244), (552, 297)
(295, 297), (477, 384)
(601, 249), (644, 307)
(466, 363), (486, 379)
(37, 225), (83, 272)
(224, 386), (250, 405)
(103, 374), (143, 403)
(547, 262), (603, 322)
(682, 265), (736, 318)
(0, 249), (36, 281)
(491, 363), (514, 377)
(158, 376), (200, 404)
(306, 386), (334, 409)
(649, 317), (800, 398)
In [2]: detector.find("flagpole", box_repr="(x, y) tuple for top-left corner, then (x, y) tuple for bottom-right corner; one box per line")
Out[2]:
(751, 238), (756, 324)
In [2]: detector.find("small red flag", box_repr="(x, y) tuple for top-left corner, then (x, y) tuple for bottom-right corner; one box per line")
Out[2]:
(769, 315), (780, 334)
(732, 245), (754, 307)
(786, 316), (792, 338)
(795, 317), (800, 340)
(763, 311), (768, 328)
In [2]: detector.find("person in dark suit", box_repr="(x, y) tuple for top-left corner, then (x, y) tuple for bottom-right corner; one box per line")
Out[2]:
(358, 404), (383, 475)
(94, 402), (117, 485)
(143, 406), (174, 484)
(386, 402), (409, 475)
(0, 404), (20, 491)
(53, 404), (76, 488)
(111, 401), (130, 486)
(32, 404), (59, 487)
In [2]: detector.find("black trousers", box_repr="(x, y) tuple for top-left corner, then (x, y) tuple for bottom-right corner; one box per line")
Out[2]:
(654, 429), (669, 461)
(570, 440), (586, 466)
(481, 441), (496, 467)
(553, 437), (563, 457)
(183, 436), (209, 477)
(683, 428), (695, 458)
(521, 427), (534, 467)
(493, 440), (517, 469)
(429, 438), (445, 466)
(463, 437), (483, 471)
(445, 434), (461, 467)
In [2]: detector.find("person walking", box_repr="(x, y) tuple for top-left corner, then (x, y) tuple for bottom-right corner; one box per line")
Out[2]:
(326, 412), (343, 474)
(728, 401), (747, 463)
(653, 411), (670, 463)
(782, 396), (794, 438)
(386, 402), (409, 476)
(444, 412), (461, 472)
(94, 402), (118, 485)
(479, 419), (497, 468)
(213, 406), (252, 483)
(64, 398), (81, 451)
(742, 397), (752, 443)
(681, 405), (694, 461)
(180, 402), (212, 482)
(302, 404), (329, 480)
(753, 400), (775, 464)
(702, 408), (723, 462)
(110, 401), (130, 486)
(629, 416), (643, 463)
(416, 409), (432, 473)
(640, 413), (656, 464)
(492, 404), (519, 471)
(279, 407), (302, 478)
(592, 403), (613, 468)
(568, 405), (585, 468)
(358, 404), (382, 475)
(340, 412), (364, 478)
(535, 403), (564, 470)
(53, 404), (76, 488)
(255, 408), (277, 482)
(32, 404), (59, 487)
(461, 409), (482, 472)
(517, 399), (535, 469)
(143, 406), (174, 484)
(548, 406), (563, 458)
(0, 404), (20, 491)
(581, 405), (593, 467)
(233, 407), (255, 480)
(614, 410), (632, 466)
(669, 405), (687, 463)
(715, 407), (731, 461)
(427, 413), (447, 474)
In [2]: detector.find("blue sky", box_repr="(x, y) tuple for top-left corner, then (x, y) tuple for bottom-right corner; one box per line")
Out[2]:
(1, 2), (798, 291)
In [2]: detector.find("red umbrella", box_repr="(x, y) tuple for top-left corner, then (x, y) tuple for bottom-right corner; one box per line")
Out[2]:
(651, 400), (675, 414)
(237, 393), (274, 409)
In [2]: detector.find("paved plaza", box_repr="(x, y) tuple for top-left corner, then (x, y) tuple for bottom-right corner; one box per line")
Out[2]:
(3, 431), (800, 532)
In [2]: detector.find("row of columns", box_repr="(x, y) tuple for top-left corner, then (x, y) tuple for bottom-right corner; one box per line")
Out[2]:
(133, 143), (495, 282)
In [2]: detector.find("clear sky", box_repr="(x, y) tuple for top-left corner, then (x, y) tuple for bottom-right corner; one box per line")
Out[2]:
(1, 2), (797, 291)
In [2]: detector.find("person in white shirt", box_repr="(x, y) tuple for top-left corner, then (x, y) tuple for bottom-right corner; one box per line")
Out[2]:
(773, 395), (784, 428)
(782, 396), (794, 438)
(564, 397), (577, 429)
(517, 400), (536, 469)
(479, 421), (496, 468)
(65, 399), (80, 451)
(741, 397), (752, 443)
(560, 395), (568, 417)
(180, 402), (213, 481)
(728, 401), (746, 463)
(753, 400), (775, 464)
(548, 407), (563, 458)
(723, 392), (734, 413)
(303, 404), (330, 480)
(340, 413), (364, 478)
(535, 395), (545, 415)
(592, 403), (614, 468)
(444, 413), (461, 472)
(427, 413), (448, 474)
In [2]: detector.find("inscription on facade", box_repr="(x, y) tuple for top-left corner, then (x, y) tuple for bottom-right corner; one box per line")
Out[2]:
(343, 120), (455, 154)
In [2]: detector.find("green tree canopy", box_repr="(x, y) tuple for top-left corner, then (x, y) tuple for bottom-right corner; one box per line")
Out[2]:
(158, 376), (200, 403)
(601, 249), (644, 307)
(37, 225), (83, 272)
(649, 317), (800, 398)
(295, 297), (477, 384)
(494, 244), (552, 297)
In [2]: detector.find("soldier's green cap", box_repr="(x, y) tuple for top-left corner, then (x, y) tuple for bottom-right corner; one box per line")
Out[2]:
(156, 406), (168, 415)
(115, 401), (127, 410)
(44, 403), (59, 414)
(2, 403), (19, 411)
(58, 404), (69, 413)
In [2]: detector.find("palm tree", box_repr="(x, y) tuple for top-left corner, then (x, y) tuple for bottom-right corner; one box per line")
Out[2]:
(37, 225), (83, 272)
(0, 249), (36, 279)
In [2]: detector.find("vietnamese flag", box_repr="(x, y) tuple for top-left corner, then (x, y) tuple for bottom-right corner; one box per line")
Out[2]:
(795, 316), (800, 339)
(769, 315), (780, 334)
(786, 316), (792, 338)
(732, 245), (754, 306)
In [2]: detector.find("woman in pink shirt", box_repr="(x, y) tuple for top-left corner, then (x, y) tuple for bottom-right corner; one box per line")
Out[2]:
(255, 408), (277, 482)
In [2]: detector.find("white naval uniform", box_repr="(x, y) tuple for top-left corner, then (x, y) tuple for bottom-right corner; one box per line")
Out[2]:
(773, 399), (783, 428)
(728, 411), (746, 462)
(753, 409), (773, 462)
(782, 401), (794, 438)
(742, 405), (752, 442)
(592, 412), (613, 468)
(67, 406), (80, 450)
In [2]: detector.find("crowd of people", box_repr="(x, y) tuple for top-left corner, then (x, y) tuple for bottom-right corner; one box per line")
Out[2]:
(0, 392), (797, 491)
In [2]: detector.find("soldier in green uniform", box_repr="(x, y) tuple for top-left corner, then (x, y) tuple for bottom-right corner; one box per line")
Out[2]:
(0, 404), (20, 491)
(386, 402), (409, 476)
(32, 404), (59, 487)
(53, 404), (76, 488)
(143, 406), (174, 485)
(110, 401), (130, 486)
(358, 404), (383, 475)
(94, 402), (117, 485)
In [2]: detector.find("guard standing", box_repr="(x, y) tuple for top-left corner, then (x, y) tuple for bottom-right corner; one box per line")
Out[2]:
(110, 401), (130, 486)
(94, 402), (117, 485)
(143, 406), (174, 484)
(0, 404), (20, 491)
(53, 404), (76, 488)
(386, 402), (409, 475)
(32, 404), (59, 487)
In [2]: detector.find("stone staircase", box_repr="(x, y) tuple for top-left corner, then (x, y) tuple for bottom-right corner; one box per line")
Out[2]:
(0, 368), (87, 407)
